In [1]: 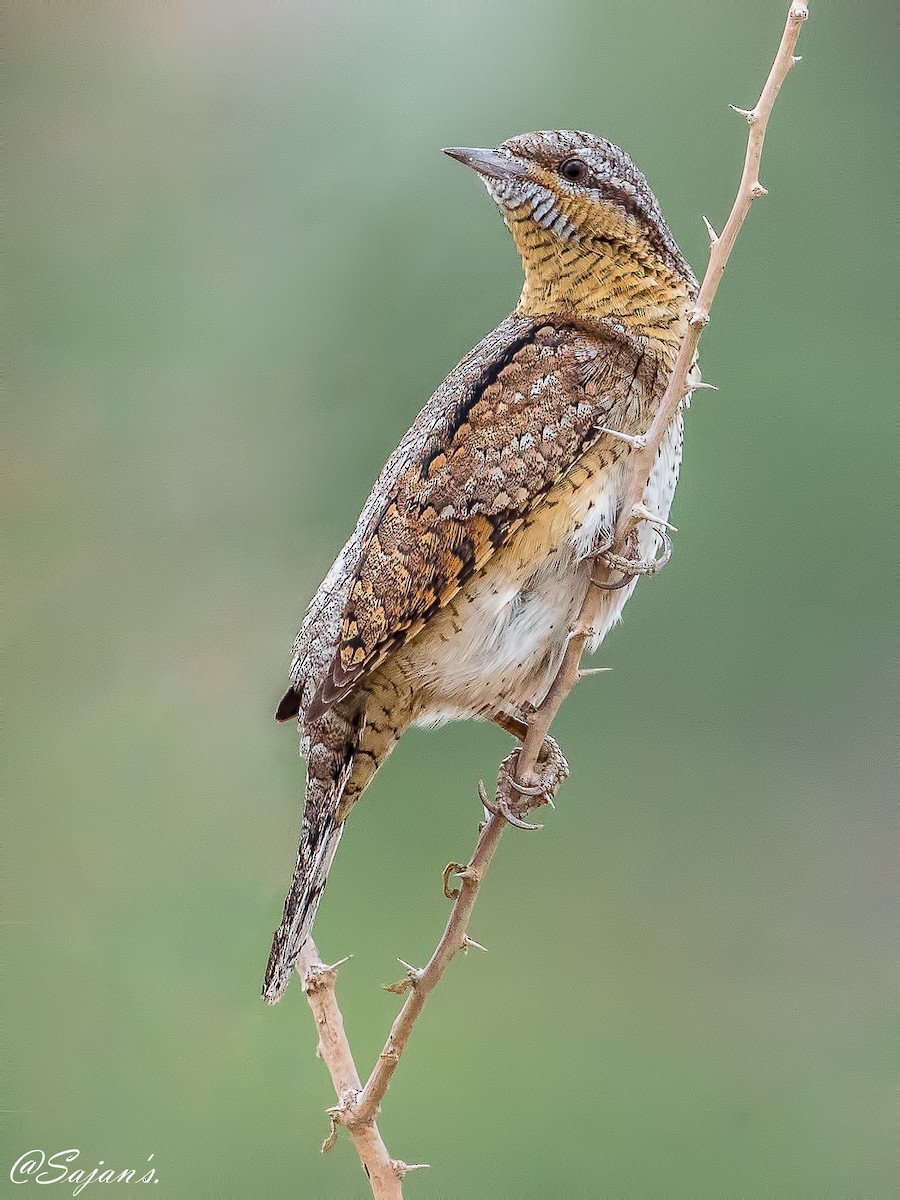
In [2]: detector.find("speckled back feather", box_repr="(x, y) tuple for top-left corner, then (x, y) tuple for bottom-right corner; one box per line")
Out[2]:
(307, 318), (647, 718)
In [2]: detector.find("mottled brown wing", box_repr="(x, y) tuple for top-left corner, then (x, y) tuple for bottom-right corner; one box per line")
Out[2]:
(307, 321), (641, 718)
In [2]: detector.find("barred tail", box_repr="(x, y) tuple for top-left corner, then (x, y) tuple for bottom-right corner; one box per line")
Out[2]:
(262, 720), (357, 1004)
(262, 812), (344, 1003)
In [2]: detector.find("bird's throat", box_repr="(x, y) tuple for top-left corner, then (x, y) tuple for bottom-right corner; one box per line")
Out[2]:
(511, 214), (693, 353)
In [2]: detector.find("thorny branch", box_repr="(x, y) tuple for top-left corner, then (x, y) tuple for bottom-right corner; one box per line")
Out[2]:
(296, 769), (547, 1196)
(517, 0), (809, 788)
(297, 945), (403, 1199)
(294, 5), (809, 1196)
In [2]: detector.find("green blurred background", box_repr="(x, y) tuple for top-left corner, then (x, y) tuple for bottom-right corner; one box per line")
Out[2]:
(5, 3), (895, 1197)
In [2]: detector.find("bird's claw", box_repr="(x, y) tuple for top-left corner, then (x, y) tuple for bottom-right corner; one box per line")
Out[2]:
(480, 779), (541, 829)
(485, 737), (570, 829)
(503, 777), (546, 797)
(498, 796), (543, 831)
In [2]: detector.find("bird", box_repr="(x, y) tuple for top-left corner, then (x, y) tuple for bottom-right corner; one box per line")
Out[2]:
(262, 129), (698, 1004)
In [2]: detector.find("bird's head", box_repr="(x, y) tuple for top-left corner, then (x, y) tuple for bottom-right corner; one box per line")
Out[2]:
(445, 130), (696, 347)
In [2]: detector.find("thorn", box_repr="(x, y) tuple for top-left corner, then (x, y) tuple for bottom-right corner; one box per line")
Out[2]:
(632, 501), (677, 532)
(596, 424), (647, 449)
(701, 214), (718, 245)
(323, 955), (352, 973)
(393, 1161), (430, 1178)
(397, 958), (421, 977)
(578, 666), (613, 678)
(750, 182), (768, 198)
(792, 54), (803, 64)
(303, 954), (353, 993)
(463, 935), (489, 953)
(729, 104), (757, 124)
(691, 380), (718, 392)
(457, 864), (481, 884)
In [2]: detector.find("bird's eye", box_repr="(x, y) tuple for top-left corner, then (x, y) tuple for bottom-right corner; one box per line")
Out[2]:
(559, 157), (588, 183)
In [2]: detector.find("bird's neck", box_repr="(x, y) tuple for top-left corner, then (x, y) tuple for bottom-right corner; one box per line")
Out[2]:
(512, 222), (694, 355)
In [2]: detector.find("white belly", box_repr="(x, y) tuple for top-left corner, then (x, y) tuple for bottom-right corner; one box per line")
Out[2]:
(407, 411), (685, 726)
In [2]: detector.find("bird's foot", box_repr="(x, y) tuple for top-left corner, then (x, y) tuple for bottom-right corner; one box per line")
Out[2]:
(595, 513), (674, 581)
(599, 528), (673, 577)
(482, 736), (569, 829)
(580, 510), (675, 587)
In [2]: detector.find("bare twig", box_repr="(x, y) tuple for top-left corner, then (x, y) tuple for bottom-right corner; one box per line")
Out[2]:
(294, 5), (809, 1194)
(297, 944), (403, 1198)
(353, 793), (534, 1124)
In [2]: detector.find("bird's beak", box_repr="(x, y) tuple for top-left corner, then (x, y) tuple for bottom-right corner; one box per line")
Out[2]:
(443, 146), (529, 182)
